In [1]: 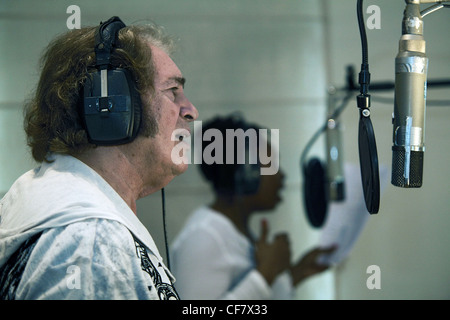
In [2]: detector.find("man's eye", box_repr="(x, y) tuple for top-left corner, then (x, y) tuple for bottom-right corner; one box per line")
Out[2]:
(164, 87), (177, 100)
(171, 86), (180, 94)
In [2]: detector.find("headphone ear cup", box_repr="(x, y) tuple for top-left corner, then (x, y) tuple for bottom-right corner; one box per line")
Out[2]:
(303, 157), (328, 228)
(81, 68), (141, 145)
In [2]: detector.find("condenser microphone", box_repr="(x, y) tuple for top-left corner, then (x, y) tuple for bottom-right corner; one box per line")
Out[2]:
(391, 2), (428, 188)
(326, 89), (345, 202)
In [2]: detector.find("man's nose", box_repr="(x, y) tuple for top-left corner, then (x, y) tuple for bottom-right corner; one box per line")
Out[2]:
(180, 97), (199, 121)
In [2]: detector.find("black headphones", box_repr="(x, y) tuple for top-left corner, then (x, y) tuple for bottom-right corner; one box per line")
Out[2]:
(81, 16), (142, 145)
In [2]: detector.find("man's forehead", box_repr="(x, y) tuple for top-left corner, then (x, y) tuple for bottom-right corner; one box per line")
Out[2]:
(150, 44), (184, 84)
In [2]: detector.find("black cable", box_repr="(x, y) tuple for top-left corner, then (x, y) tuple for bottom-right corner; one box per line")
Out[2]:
(357, 0), (370, 97)
(161, 187), (171, 270)
(357, 0), (368, 67)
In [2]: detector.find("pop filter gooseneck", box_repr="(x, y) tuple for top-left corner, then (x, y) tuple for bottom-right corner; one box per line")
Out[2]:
(356, 0), (380, 214)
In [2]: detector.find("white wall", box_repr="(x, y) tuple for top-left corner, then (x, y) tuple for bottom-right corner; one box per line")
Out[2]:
(1, 0), (449, 300)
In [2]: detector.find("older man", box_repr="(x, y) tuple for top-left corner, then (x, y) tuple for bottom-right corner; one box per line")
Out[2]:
(0, 17), (198, 300)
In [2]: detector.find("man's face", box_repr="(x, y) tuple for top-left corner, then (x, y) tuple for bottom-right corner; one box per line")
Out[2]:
(129, 44), (198, 195)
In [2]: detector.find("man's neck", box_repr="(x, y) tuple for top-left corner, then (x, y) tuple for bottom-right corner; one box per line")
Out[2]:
(74, 147), (145, 215)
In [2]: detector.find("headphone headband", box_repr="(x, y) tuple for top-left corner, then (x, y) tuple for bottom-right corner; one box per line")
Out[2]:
(95, 16), (126, 70)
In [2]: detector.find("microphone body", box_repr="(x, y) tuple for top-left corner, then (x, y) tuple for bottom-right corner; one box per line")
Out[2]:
(391, 4), (428, 188)
(326, 118), (345, 200)
(326, 88), (345, 201)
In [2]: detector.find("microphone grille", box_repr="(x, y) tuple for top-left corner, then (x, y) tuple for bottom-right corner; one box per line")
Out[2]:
(391, 148), (423, 188)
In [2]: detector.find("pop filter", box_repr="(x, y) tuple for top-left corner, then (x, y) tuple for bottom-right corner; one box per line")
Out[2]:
(358, 112), (380, 214)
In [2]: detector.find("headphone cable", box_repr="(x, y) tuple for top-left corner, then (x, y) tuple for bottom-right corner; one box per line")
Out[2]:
(161, 188), (171, 270)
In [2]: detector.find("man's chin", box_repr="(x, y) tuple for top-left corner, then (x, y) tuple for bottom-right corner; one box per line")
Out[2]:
(172, 162), (189, 176)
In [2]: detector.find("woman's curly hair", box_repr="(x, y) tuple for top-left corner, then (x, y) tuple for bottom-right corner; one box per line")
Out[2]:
(24, 23), (175, 163)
